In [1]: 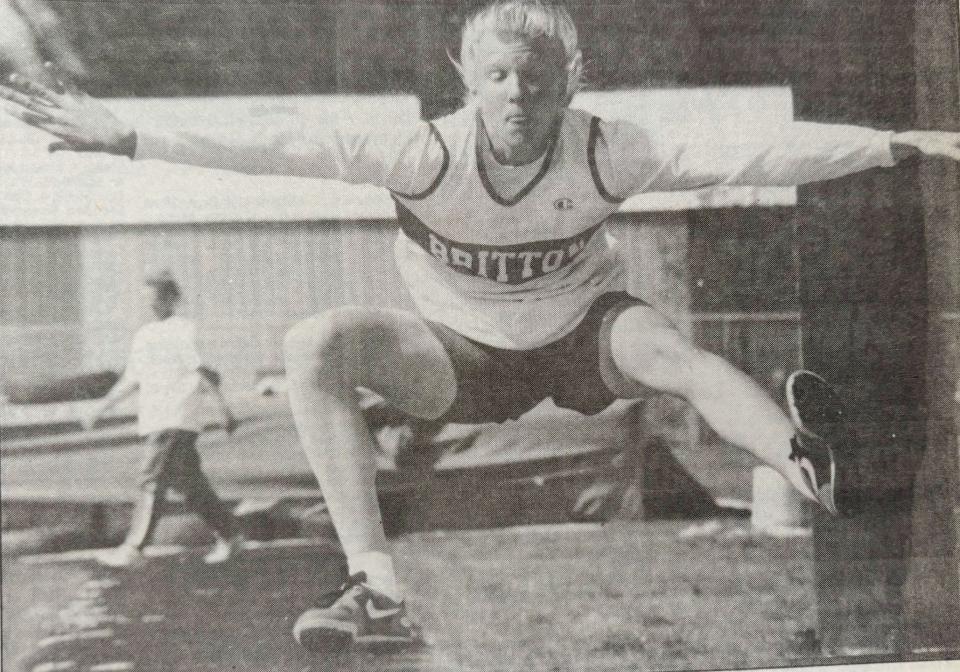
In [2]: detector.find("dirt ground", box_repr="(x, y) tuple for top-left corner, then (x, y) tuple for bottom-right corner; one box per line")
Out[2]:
(4, 518), (816, 672)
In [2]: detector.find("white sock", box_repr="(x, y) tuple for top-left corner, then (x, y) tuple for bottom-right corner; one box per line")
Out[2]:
(349, 551), (402, 602)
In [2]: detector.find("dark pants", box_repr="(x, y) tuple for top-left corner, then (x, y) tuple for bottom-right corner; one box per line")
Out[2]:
(124, 429), (234, 549)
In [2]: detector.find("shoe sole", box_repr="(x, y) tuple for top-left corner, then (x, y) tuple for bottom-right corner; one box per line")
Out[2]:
(786, 370), (844, 441)
(294, 618), (355, 654)
(97, 554), (145, 568)
(355, 633), (419, 646)
(786, 370), (843, 516)
(294, 618), (419, 651)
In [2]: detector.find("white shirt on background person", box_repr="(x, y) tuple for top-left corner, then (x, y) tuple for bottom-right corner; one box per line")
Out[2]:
(125, 315), (205, 435)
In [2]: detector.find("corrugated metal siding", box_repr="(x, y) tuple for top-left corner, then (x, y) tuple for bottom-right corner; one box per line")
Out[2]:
(78, 221), (415, 388)
(0, 228), (83, 380)
(1, 227), (82, 324)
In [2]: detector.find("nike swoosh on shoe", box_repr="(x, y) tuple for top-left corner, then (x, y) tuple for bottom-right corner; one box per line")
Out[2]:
(365, 601), (402, 619)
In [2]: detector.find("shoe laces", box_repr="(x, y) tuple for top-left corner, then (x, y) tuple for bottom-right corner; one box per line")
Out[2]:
(788, 435), (805, 463)
(316, 572), (369, 608)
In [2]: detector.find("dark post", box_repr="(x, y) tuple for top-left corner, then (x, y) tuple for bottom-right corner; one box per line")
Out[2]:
(800, 0), (960, 655)
(904, 0), (960, 653)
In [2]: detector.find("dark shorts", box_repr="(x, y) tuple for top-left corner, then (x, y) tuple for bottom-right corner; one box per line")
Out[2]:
(426, 292), (650, 424)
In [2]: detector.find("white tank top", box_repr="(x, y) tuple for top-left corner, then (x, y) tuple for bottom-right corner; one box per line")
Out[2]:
(392, 106), (626, 349)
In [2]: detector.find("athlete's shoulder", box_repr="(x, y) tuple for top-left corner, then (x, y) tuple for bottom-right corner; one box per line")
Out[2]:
(562, 106), (596, 129)
(431, 104), (474, 129)
(428, 105), (476, 151)
(387, 108), (471, 199)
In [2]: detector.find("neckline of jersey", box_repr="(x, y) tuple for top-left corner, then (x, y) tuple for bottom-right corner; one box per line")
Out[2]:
(474, 109), (560, 207)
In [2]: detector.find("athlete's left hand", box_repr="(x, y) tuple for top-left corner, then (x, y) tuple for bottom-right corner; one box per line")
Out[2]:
(0, 65), (135, 155)
(891, 131), (960, 162)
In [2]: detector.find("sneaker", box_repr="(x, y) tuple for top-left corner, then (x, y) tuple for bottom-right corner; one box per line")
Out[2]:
(785, 370), (857, 516)
(293, 572), (420, 653)
(203, 535), (244, 565)
(98, 544), (146, 568)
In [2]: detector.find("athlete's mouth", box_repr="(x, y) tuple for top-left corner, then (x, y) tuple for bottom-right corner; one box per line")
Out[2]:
(505, 114), (531, 125)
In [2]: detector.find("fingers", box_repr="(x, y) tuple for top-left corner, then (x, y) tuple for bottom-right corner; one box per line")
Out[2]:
(926, 134), (960, 162)
(0, 84), (64, 123)
(7, 73), (62, 106)
(0, 84), (40, 109)
(48, 140), (76, 153)
(3, 104), (52, 125)
(1, 98), (54, 128)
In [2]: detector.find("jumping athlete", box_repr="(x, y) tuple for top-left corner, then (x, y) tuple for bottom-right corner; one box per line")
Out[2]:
(3, 0), (959, 652)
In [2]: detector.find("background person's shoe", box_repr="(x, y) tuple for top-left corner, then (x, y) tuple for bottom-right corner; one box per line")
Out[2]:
(97, 544), (146, 568)
(786, 370), (858, 516)
(293, 572), (420, 653)
(203, 534), (244, 564)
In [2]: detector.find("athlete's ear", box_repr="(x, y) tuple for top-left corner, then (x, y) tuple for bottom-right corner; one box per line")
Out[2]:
(447, 49), (467, 83)
(565, 50), (584, 103)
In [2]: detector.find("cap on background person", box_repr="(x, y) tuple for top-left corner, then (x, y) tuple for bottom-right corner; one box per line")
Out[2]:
(144, 268), (181, 300)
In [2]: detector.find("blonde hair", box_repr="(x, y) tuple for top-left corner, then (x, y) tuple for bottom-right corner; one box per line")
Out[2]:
(456, 1), (584, 101)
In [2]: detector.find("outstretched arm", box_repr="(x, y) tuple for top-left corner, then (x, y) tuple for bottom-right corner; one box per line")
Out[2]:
(0, 72), (444, 192)
(598, 119), (960, 197)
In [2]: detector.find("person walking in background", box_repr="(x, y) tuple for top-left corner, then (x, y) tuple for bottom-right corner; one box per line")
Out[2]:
(80, 270), (244, 567)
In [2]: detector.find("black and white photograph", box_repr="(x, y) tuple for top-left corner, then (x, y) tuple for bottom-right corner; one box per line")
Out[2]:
(1, 1), (958, 670)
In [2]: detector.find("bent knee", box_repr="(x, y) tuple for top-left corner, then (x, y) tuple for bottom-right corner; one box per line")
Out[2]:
(283, 307), (372, 378)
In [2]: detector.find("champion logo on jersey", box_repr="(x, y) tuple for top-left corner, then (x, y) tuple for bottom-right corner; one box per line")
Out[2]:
(554, 197), (575, 211)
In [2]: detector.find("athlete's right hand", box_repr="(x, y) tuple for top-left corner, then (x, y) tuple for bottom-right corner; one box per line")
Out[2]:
(0, 68), (136, 156)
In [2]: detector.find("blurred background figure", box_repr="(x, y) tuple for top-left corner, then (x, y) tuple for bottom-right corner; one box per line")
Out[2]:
(0, 0), (85, 82)
(81, 270), (244, 568)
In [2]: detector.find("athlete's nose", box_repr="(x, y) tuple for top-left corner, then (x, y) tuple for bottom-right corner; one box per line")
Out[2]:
(505, 72), (523, 102)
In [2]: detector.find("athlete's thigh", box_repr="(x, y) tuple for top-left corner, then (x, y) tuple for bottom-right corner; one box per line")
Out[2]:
(316, 307), (459, 421)
(608, 303), (701, 393)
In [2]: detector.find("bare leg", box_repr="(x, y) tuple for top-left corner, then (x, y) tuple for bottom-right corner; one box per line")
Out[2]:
(284, 307), (457, 593)
(610, 305), (814, 500)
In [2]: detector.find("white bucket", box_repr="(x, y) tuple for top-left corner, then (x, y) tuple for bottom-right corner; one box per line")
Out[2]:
(751, 465), (810, 535)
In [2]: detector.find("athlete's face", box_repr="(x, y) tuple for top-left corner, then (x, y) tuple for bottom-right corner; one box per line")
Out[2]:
(470, 31), (568, 165)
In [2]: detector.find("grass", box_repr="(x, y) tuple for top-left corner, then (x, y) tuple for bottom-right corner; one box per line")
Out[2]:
(11, 522), (814, 672)
(401, 521), (813, 671)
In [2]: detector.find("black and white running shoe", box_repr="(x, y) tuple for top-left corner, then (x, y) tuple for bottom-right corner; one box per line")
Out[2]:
(293, 572), (421, 653)
(786, 370), (857, 516)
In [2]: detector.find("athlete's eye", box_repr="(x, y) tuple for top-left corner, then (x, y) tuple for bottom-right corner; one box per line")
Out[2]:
(488, 69), (507, 82)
